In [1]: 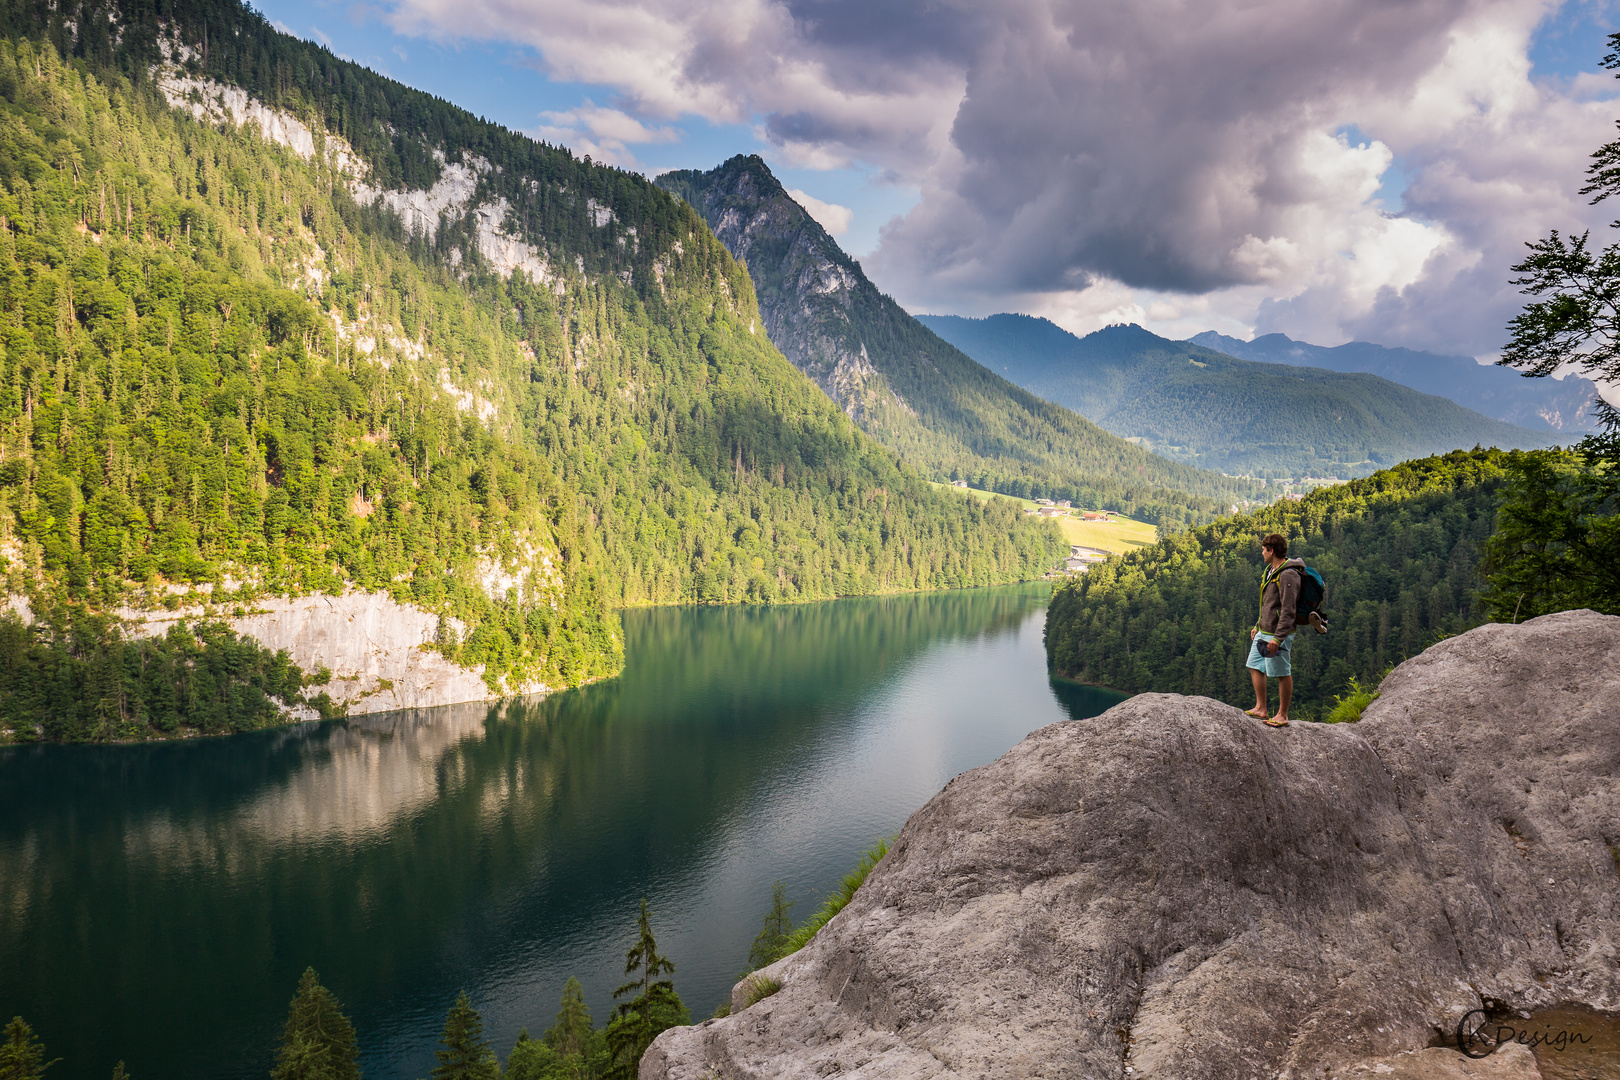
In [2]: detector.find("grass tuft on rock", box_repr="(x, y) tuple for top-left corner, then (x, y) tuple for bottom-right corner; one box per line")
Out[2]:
(1324, 677), (1379, 723)
(738, 974), (783, 1009)
(779, 837), (892, 958)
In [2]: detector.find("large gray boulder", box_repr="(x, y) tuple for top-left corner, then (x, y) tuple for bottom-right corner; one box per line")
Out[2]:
(644, 610), (1620, 1079)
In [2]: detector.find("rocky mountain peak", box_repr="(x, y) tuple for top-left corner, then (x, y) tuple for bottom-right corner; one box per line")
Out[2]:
(657, 159), (889, 417)
(703, 155), (790, 202)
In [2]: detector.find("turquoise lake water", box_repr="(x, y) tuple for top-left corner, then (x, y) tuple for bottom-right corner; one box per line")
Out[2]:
(0, 583), (1125, 1078)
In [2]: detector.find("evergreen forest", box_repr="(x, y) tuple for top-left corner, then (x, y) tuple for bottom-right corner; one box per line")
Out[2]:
(0, 1), (1066, 740)
(1044, 449), (1518, 718)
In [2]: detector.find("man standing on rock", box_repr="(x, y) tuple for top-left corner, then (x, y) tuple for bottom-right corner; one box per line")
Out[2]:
(1246, 533), (1305, 727)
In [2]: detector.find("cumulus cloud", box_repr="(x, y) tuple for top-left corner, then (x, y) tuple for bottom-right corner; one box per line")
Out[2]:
(785, 187), (853, 236)
(1247, 2), (1620, 353)
(381, 0), (968, 174)
(376, 0), (1620, 356)
(869, 0), (1618, 356)
(534, 99), (679, 167)
(374, 0), (965, 170)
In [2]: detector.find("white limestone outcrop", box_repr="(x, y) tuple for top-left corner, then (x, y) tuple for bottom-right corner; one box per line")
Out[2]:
(153, 54), (558, 290)
(125, 592), (543, 716)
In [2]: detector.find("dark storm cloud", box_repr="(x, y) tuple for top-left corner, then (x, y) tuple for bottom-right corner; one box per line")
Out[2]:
(870, 0), (1482, 293)
(385, 0), (1617, 352)
(781, 0), (987, 67)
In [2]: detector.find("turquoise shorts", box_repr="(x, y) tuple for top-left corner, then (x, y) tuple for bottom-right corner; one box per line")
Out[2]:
(1246, 632), (1293, 678)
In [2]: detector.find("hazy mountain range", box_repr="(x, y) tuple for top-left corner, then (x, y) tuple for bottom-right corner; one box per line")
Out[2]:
(917, 315), (1555, 479)
(1188, 331), (1599, 434)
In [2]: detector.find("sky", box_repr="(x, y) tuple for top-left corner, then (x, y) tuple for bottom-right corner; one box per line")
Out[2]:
(254, 0), (1620, 362)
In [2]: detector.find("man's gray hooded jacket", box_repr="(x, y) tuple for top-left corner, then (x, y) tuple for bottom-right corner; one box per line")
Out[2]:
(1258, 557), (1306, 637)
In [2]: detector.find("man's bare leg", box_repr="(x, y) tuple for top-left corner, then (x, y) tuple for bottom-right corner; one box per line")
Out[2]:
(1276, 675), (1292, 723)
(1247, 667), (1269, 718)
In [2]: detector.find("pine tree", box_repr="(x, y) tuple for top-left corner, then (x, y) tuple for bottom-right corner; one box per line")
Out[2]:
(0, 1017), (58, 1080)
(111, 1065), (129, 1080)
(431, 992), (499, 1080)
(502, 1031), (554, 1080)
(746, 880), (795, 972)
(1481, 434), (1620, 619)
(544, 978), (593, 1061)
(269, 967), (362, 1080)
(1488, 31), (1620, 619)
(605, 901), (688, 1080)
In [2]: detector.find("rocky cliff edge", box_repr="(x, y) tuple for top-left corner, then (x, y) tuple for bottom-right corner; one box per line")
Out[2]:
(645, 610), (1620, 1079)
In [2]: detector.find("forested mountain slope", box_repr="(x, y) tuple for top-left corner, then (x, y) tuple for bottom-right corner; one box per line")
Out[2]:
(921, 314), (1555, 479)
(656, 156), (1257, 527)
(1044, 449), (1513, 718)
(1189, 329), (1600, 434)
(0, 1), (1063, 740)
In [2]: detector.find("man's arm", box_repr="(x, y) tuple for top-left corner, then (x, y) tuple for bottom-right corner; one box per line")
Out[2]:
(1276, 567), (1300, 637)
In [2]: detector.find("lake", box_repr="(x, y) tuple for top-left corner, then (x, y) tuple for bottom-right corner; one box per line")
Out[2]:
(0, 584), (1124, 1079)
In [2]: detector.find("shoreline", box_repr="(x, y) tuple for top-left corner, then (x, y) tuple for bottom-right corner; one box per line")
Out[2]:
(2, 580), (1059, 746)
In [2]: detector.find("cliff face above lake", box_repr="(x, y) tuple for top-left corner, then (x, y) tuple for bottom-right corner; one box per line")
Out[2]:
(1, 15), (1082, 742)
(124, 592), (519, 715)
(645, 609), (1620, 1079)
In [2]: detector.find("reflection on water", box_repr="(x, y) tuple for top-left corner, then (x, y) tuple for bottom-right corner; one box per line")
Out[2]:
(0, 585), (1123, 1080)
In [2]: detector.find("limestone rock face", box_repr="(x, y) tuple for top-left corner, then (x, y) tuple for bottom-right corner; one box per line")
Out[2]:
(127, 593), (537, 715)
(644, 610), (1620, 1079)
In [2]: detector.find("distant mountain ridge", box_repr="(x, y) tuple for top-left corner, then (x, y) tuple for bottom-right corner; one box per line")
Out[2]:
(1188, 330), (1599, 434)
(918, 314), (1555, 479)
(656, 156), (1257, 527)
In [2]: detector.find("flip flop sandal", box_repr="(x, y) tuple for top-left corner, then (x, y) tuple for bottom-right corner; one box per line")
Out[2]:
(1244, 708), (1269, 720)
(1264, 717), (1290, 728)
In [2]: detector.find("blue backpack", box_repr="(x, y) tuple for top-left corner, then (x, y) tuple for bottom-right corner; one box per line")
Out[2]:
(1295, 566), (1326, 620)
